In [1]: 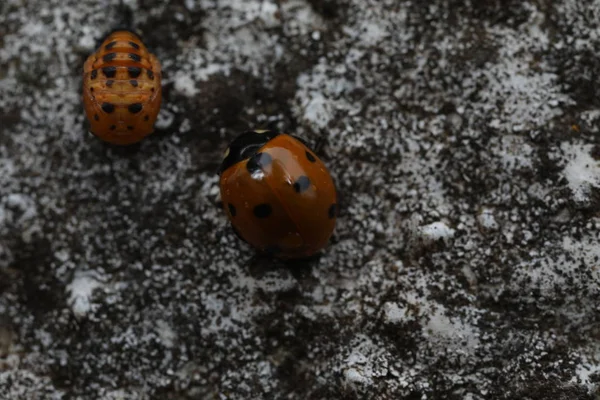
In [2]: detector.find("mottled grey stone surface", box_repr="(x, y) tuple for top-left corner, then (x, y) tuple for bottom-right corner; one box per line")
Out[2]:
(1, 0), (600, 399)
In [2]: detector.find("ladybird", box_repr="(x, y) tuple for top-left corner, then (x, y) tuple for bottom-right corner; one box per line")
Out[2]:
(218, 130), (338, 259)
(82, 30), (162, 145)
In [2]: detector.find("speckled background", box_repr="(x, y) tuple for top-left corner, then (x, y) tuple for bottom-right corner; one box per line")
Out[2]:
(1, 0), (600, 399)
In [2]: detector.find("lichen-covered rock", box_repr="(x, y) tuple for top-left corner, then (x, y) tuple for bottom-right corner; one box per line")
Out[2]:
(1, 0), (599, 398)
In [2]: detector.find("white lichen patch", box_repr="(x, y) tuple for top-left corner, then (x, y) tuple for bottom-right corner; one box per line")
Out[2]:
(471, 5), (573, 132)
(1, 193), (40, 244)
(477, 208), (499, 231)
(496, 135), (535, 172)
(573, 354), (600, 391)
(0, 369), (64, 400)
(512, 233), (600, 309)
(339, 335), (388, 391)
(155, 320), (177, 349)
(419, 221), (456, 242)
(66, 271), (105, 319)
(173, 72), (200, 97)
(423, 306), (481, 352)
(559, 142), (600, 205)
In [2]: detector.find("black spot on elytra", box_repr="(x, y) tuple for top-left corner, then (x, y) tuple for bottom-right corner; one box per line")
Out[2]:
(293, 176), (311, 193)
(228, 203), (237, 217)
(127, 126), (134, 130)
(147, 69), (154, 80)
(246, 152), (272, 176)
(90, 69), (97, 79)
(103, 52), (117, 62)
(105, 41), (117, 50)
(110, 125), (116, 130)
(328, 203), (337, 219)
(130, 79), (138, 87)
(128, 103), (142, 114)
(101, 102), (115, 113)
(128, 53), (141, 62)
(306, 151), (316, 163)
(90, 87), (94, 92)
(105, 80), (114, 88)
(102, 66), (116, 78)
(144, 115), (149, 121)
(253, 204), (272, 218)
(128, 67), (141, 78)
(128, 41), (140, 49)
(94, 114), (99, 121)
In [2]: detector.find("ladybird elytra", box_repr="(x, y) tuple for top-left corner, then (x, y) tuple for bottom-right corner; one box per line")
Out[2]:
(218, 130), (337, 259)
(82, 30), (162, 145)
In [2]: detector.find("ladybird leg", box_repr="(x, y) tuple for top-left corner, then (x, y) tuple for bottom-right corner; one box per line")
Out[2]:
(313, 134), (329, 154)
(88, 130), (101, 139)
(331, 177), (343, 219)
(103, 140), (143, 155)
(265, 120), (282, 133)
(231, 224), (249, 244)
(248, 253), (282, 277)
(290, 134), (309, 147)
(290, 133), (329, 153)
(282, 254), (322, 280)
(291, 132), (330, 155)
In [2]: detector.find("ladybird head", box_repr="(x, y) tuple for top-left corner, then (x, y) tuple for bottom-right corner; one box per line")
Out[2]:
(218, 130), (280, 175)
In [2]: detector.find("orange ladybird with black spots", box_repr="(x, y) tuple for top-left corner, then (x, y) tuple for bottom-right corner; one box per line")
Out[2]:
(218, 130), (338, 259)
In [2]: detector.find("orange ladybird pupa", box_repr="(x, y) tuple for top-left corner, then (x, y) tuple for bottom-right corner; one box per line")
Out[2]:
(82, 30), (162, 145)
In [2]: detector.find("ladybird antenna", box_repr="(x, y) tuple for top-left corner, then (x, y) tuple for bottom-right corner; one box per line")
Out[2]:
(265, 119), (282, 133)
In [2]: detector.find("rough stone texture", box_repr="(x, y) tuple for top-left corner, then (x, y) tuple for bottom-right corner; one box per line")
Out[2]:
(1, 0), (600, 399)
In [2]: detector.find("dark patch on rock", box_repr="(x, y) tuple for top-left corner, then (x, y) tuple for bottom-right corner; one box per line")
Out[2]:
(2, 0), (600, 398)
